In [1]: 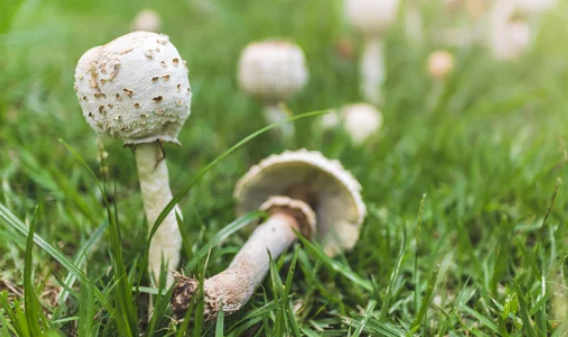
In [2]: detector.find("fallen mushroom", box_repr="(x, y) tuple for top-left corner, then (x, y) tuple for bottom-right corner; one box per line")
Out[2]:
(172, 150), (366, 320)
(237, 40), (309, 139)
(131, 9), (162, 32)
(74, 31), (192, 288)
(345, 0), (400, 105)
(321, 103), (383, 145)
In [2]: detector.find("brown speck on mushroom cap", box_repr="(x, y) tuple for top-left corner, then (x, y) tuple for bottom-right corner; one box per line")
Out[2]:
(74, 31), (192, 145)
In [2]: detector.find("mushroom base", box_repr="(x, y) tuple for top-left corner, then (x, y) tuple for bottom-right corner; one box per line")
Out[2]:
(172, 212), (299, 320)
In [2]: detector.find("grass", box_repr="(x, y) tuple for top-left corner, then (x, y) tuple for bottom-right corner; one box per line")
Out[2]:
(1, 0), (568, 335)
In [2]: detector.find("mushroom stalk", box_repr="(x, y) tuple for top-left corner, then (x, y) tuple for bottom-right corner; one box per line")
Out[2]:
(173, 211), (299, 320)
(360, 38), (385, 106)
(264, 103), (294, 139)
(135, 142), (182, 287)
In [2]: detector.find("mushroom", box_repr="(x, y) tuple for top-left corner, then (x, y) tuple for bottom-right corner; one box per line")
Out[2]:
(130, 9), (162, 32)
(345, 0), (400, 105)
(237, 40), (309, 139)
(172, 150), (366, 320)
(74, 31), (192, 288)
(488, 1), (531, 60)
(426, 50), (455, 111)
(321, 104), (383, 145)
(427, 50), (455, 81)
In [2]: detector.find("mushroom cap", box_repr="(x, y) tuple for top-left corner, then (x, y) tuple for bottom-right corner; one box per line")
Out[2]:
(427, 50), (455, 80)
(260, 196), (317, 238)
(235, 150), (366, 256)
(238, 40), (308, 102)
(345, 0), (400, 36)
(322, 104), (383, 145)
(74, 31), (192, 144)
(131, 9), (162, 32)
(490, 20), (530, 60)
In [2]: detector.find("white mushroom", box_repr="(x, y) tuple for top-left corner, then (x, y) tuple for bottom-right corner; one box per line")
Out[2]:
(345, 0), (400, 105)
(427, 50), (455, 80)
(130, 9), (162, 32)
(488, 0), (531, 60)
(172, 150), (366, 320)
(238, 40), (309, 139)
(74, 31), (192, 288)
(322, 104), (383, 145)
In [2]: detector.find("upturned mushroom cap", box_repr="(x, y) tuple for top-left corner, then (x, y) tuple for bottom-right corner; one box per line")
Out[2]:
(74, 31), (192, 144)
(130, 9), (162, 32)
(235, 150), (366, 256)
(238, 40), (308, 103)
(345, 0), (401, 36)
(428, 51), (455, 80)
(322, 104), (383, 145)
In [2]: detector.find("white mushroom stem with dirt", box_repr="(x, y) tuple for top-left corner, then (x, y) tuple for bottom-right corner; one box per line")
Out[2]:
(238, 40), (308, 139)
(172, 150), (366, 320)
(74, 31), (192, 288)
(345, 0), (400, 105)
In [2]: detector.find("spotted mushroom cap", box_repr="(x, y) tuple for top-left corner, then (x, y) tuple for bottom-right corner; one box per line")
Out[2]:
(345, 0), (401, 36)
(130, 9), (162, 32)
(74, 31), (192, 145)
(238, 40), (308, 103)
(235, 150), (366, 256)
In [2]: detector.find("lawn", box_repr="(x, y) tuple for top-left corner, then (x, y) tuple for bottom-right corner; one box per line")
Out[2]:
(1, 0), (568, 335)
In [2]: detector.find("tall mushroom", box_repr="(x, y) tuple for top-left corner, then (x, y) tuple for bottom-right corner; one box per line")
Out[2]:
(172, 150), (366, 320)
(238, 40), (309, 139)
(345, 0), (400, 105)
(74, 31), (192, 288)
(321, 103), (383, 145)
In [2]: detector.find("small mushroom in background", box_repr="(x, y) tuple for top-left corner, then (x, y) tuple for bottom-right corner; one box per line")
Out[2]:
(428, 50), (455, 81)
(488, 1), (531, 60)
(426, 50), (455, 111)
(172, 150), (366, 320)
(344, 0), (400, 106)
(238, 40), (309, 139)
(321, 104), (383, 145)
(74, 31), (192, 288)
(130, 9), (162, 32)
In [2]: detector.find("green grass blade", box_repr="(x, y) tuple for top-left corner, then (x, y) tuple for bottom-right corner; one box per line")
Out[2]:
(23, 207), (46, 336)
(351, 300), (377, 337)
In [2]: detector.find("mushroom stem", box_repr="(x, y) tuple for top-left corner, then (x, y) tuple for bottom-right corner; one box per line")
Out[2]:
(172, 211), (299, 320)
(360, 37), (385, 106)
(264, 103), (294, 139)
(135, 142), (182, 288)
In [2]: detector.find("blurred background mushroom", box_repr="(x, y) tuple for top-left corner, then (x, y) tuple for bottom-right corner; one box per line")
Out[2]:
(130, 9), (162, 32)
(237, 40), (308, 139)
(344, 0), (400, 106)
(321, 103), (383, 145)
